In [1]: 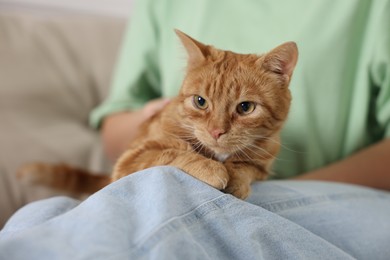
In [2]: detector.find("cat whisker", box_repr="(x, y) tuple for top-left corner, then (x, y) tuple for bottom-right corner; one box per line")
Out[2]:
(250, 135), (303, 154)
(247, 142), (296, 163)
(193, 141), (204, 152)
(238, 140), (279, 161)
(235, 140), (267, 160)
(233, 145), (252, 162)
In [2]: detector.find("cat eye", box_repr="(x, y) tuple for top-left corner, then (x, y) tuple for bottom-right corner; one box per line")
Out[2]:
(193, 95), (208, 110)
(237, 102), (256, 115)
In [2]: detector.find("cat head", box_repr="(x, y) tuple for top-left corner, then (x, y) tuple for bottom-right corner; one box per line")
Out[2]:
(174, 29), (298, 159)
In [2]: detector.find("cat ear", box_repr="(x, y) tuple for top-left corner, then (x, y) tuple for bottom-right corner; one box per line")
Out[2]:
(261, 42), (298, 84)
(175, 29), (208, 67)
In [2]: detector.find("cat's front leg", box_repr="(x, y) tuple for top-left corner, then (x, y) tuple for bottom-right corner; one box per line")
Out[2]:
(113, 139), (229, 190)
(223, 162), (268, 199)
(170, 152), (230, 190)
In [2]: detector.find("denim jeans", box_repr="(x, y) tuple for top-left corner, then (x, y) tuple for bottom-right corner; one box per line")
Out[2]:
(1, 166), (389, 259)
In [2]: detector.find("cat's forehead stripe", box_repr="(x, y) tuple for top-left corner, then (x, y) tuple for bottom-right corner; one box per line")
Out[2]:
(206, 71), (228, 101)
(206, 65), (248, 104)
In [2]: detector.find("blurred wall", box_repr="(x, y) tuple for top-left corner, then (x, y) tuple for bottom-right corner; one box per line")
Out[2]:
(0, 0), (134, 17)
(0, 0), (129, 227)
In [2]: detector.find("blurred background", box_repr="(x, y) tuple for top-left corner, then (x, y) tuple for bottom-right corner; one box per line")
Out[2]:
(0, 0), (134, 227)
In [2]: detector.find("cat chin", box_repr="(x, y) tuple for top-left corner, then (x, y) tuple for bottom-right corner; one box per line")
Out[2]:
(213, 153), (231, 162)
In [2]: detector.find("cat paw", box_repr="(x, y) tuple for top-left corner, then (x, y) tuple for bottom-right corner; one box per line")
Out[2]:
(223, 182), (251, 200)
(188, 160), (229, 190)
(207, 168), (229, 190)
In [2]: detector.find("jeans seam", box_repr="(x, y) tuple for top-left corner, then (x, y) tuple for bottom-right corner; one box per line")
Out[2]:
(108, 194), (234, 259)
(258, 192), (386, 213)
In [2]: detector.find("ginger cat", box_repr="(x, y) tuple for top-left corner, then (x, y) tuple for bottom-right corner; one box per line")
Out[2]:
(18, 30), (298, 199)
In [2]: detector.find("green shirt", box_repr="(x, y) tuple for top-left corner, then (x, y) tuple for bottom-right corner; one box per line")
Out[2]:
(91, 0), (390, 178)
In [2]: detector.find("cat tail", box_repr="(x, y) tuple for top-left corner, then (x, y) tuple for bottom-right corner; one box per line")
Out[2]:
(17, 163), (111, 195)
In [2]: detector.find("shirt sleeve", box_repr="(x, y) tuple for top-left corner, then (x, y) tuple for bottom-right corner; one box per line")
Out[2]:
(370, 0), (390, 139)
(89, 0), (161, 129)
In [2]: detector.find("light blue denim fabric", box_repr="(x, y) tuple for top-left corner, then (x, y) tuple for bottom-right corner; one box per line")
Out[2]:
(1, 166), (389, 259)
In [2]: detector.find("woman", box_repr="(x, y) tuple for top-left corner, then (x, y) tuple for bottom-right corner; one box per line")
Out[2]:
(1, 0), (389, 259)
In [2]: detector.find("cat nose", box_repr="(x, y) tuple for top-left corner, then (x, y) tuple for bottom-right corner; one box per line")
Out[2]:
(209, 129), (226, 140)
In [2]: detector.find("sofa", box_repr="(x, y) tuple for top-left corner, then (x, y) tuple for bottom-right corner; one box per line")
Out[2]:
(0, 6), (127, 227)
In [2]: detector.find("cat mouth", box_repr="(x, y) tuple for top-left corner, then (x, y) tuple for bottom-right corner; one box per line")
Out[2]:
(191, 138), (233, 160)
(191, 131), (238, 159)
(206, 142), (236, 160)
